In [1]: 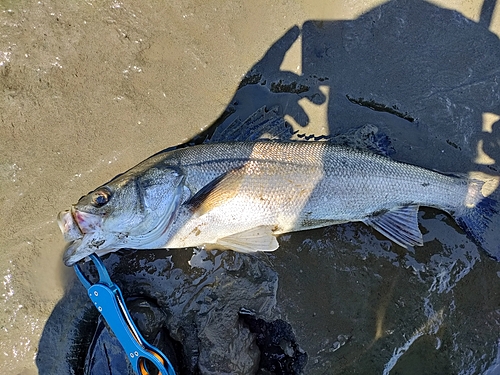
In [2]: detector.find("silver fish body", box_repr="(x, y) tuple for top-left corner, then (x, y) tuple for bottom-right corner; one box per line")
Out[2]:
(59, 141), (493, 266)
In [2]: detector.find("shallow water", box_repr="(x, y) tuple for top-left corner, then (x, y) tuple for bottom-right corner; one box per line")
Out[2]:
(2, 0), (500, 374)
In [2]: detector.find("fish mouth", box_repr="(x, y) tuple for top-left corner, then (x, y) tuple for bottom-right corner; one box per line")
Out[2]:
(58, 208), (104, 266)
(58, 208), (85, 266)
(57, 208), (84, 242)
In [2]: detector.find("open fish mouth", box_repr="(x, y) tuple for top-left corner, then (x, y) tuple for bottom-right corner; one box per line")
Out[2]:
(58, 208), (108, 266)
(58, 207), (104, 241)
(58, 209), (86, 266)
(57, 208), (84, 242)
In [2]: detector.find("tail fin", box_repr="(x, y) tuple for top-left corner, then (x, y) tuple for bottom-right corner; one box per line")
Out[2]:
(454, 180), (499, 261)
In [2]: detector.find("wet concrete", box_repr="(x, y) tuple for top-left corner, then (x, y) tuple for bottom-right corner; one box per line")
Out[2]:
(1, 0), (500, 374)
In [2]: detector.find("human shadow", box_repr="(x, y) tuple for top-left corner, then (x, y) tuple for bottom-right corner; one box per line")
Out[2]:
(217, 0), (500, 170)
(38, 0), (500, 374)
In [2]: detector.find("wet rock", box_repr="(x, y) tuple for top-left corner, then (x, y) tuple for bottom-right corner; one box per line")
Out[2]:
(239, 310), (308, 375)
(79, 249), (283, 374)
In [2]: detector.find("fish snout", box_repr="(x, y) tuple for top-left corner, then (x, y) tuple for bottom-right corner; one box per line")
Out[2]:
(57, 209), (83, 242)
(58, 208), (104, 241)
(58, 208), (108, 266)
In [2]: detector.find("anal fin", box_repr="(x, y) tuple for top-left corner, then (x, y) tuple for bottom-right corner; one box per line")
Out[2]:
(216, 225), (279, 253)
(363, 205), (423, 248)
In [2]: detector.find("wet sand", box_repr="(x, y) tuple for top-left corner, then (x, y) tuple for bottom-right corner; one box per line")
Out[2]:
(1, 0), (500, 373)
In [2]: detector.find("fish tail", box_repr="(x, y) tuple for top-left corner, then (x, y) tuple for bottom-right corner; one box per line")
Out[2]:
(454, 179), (499, 260)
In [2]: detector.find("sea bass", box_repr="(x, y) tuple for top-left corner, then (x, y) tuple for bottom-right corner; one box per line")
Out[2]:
(58, 140), (496, 266)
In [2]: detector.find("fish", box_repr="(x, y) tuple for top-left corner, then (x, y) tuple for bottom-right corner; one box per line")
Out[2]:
(58, 137), (498, 266)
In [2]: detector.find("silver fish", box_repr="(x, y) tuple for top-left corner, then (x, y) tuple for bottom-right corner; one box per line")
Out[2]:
(58, 140), (496, 266)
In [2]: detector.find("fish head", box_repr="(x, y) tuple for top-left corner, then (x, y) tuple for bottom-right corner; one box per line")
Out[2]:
(58, 166), (186, 266)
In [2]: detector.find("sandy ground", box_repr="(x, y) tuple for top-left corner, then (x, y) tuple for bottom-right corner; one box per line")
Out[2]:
(1, 0), (500, 373)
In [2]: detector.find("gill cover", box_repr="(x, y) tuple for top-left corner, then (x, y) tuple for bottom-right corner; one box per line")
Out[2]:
(123, 166), (186, 246)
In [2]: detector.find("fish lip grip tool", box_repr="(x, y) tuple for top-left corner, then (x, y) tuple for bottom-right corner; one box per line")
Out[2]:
(74, 254), (176, 375)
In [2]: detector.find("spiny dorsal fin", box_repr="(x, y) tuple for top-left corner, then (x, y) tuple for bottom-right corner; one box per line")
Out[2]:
(363, 205), (423, 248)
(209, 106), (295, 142)
(216, 225), (279, 253)
(208, 106), (394, 158)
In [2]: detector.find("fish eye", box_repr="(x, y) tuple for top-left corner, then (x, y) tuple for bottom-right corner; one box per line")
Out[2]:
(91, 188), (112, 208)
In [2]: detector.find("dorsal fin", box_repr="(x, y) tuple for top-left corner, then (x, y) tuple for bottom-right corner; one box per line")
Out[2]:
(327, 124), (394, 156)
(208, 106), (295, 142)
(208, 108), (393, 158)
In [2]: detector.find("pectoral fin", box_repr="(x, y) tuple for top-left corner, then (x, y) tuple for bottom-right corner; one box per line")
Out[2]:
(216, 225), (279, 253)
(363, 205), (423, 248)
(186, 169), (244, 217)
